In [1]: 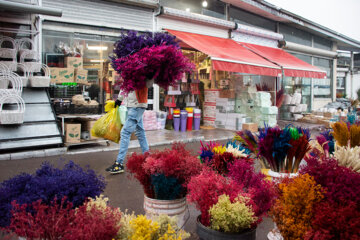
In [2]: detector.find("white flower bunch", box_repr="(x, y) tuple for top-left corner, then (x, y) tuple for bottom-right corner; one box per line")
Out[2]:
(226, 145), (248, 158)
(333, 145), (360, 173)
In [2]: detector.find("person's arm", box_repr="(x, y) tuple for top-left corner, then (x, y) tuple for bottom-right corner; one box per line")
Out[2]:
(115, 93), (124, 107)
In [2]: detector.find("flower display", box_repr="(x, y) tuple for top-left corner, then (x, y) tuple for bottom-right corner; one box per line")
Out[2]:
(271, 155), (360, 240)
(126, 142), (202, 200)
(333, 145), (360, 173)
(209, 194), (257, 233)
(111, 31), (194, 95)
(0, 161), (106, 227)
(270, 174), (324, 240)
(258, 126), (310, 173)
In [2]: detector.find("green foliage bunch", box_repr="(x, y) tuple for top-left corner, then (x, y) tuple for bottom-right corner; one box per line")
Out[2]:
(209, 194), (257, 233)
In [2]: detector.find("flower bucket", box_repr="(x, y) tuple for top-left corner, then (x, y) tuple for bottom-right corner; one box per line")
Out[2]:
(143, 195), (187, 229)
(267, 170), (298, 183)
(196, 216), (256, 240)
(267, 227), (283, 240)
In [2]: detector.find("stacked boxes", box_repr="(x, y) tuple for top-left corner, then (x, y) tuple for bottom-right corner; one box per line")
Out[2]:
(49, 57), (88, 84)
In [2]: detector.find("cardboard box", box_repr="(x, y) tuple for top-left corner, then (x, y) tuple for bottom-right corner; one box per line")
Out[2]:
(242, 123), (258, 133)
(219, 89), (235, 99)
(49, 67), (74, 83)
(65, 57), (83, 69)
(74, 68), (88, 84)
(81, 120), (99, 140)
(64, 123), (81, 143)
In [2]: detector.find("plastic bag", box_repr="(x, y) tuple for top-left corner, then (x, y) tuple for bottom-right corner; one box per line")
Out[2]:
(119, 105), (128, 125)
(91, 100), (121, 143)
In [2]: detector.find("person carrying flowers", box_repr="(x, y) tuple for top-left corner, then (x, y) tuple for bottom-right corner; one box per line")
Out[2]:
(106, 30), (194, 174)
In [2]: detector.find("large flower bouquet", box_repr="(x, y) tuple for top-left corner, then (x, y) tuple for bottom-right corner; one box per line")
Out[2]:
(187, 156), (275, 233)
(126, 142), (202, 200)
(0, 161), (106, 228)
(111, 31), (194, 94)
(257, 126), (311, 173)
(270, 154), (360, 240)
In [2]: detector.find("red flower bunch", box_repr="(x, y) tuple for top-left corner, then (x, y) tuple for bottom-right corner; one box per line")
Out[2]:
(227, 160), (276, 222)
(210, 152), (237, 175)
(304, 201), (360, 240)
(301, 156), (360, 205)
(113, 45), (194, 94)
(127, 143), (202, 199)
(187, 168), (247, 226)
(8, 197), (121, 240)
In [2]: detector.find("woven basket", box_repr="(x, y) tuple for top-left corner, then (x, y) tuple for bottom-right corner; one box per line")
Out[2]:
(0, 61), (17, 71)
(17, 63), (29, 87)
(29, 64), (51, 87)
(18, 38), (37, 60)
(20, 49), (41, 72)
(0, 94), (25, 125)
(0, 72), (23, 99)
(0, 37), (17, 59)
(0, 62), (10, 72)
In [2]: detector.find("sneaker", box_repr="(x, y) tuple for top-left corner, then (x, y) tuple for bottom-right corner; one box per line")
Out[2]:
(106, 162), (124, 174)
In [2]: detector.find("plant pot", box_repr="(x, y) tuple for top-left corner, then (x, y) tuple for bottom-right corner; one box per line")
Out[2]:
(196, 216), (256, 240)
(143, 195), (187, 229)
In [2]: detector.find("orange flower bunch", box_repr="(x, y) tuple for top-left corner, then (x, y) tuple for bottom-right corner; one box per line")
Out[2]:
(331, 122), (349, 147)
(270, 174), (324, 240)
(350, 124), (360, 147)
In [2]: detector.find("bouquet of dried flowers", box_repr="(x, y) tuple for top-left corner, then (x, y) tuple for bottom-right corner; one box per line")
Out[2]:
(126, 142), (202, 200)
(258, 126), (311, 173)
(0, 161), (106, 228)
(111, 30), (194, 95)
(199, 140), (252, 175)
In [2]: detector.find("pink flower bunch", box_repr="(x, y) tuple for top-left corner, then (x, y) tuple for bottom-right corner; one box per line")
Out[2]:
(187, 168), (248, 226)
(227, 160), (276, 222)
(113, 45), (194, 94)
(127, 143), (202, 199)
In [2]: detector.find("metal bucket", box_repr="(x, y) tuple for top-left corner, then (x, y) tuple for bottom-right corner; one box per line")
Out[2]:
(196, 216), (256, 240)
(143, 195), (187, 228)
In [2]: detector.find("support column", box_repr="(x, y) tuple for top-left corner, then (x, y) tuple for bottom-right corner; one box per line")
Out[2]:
(332, 42), (337, 102)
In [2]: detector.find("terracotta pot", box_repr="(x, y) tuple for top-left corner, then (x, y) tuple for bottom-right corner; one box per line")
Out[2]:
(196, 216), (256, 240)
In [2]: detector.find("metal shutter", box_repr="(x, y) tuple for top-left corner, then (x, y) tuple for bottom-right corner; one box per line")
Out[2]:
(157, 16), (229, 39)
(42, 0), (154, 32)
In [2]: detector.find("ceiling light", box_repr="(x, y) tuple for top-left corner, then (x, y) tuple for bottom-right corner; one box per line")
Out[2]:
(90, 59), (105, 63)
(202, 0), (208, 7)
(185, 8), (190, 12)
(87, 44), (108, 51)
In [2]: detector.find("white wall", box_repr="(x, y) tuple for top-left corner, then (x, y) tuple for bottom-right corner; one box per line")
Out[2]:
(352, 73), (360, 99)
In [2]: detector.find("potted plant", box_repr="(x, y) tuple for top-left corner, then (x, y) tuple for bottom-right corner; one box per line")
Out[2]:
(187, 156), (276, 240)
(269, 154), (360, 240)
(126, 142), (202, 227)
(0, 161), (106, 228)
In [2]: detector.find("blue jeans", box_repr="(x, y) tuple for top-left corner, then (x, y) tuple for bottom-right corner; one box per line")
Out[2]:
(116, 107), (149, 164)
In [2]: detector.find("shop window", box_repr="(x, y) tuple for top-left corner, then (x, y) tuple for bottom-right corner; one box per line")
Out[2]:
(336, 76), (346, 98)
(313, 35), (332, 51)
(229, 6), (276, 31)
(313, 57), (332, 99)
(282, 76), (312, 112)
(160, 0), (226, 19)
(279, 23), (312, 47)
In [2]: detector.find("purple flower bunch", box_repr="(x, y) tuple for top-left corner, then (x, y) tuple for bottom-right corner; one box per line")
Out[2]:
(111, 30), (194, 94)
(0, 161), (106, 227)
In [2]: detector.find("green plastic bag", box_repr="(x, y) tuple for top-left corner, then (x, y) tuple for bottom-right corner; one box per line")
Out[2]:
(91, 100), (122, 143)
(119, 105), (128, 125)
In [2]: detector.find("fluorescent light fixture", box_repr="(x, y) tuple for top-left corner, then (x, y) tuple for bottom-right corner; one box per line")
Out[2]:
(87, 44), (108, 51)
(185, 8), (190, 12)
(202, 0), (208, 7)
(90, 59), (105, 63)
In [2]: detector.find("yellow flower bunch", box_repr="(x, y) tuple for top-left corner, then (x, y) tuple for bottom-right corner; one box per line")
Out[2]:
(331, 122), (349, 147)
(226, 145), (248, 158)
(209, 194), (257, 233)
(212, 145), (226, 155)
(86, 194), (110, 212)
(116, 214), (189, 240)
(270, 174), (324, 240)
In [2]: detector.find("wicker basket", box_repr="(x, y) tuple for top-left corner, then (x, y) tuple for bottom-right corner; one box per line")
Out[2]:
(0, 72), (23, 99)
(17, 63), (29, 87)
(17, 38), (37, 60)
(0, 61), (17, 71)
(0, 62), (10, 72)
(29, 64), (51, 87)
(20, 49), (41, 72)
(0, 94), (25, 125)
(0, 37), (17, 59)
